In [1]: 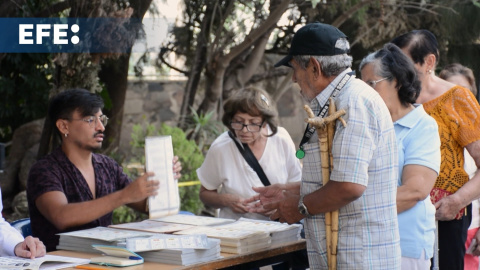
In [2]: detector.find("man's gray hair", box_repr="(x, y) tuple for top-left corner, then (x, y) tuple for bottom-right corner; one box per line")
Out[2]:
(293, 38), (352, 77)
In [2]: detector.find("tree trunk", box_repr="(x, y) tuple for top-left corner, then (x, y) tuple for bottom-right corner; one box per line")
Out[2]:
(99, 0), (152, 152)
(198, 60), (227, 114)
(222, 29), (274, 99)
(178, 3), (215, 128)
(197, 0), (292, 115)
(98, 53), (131, 153)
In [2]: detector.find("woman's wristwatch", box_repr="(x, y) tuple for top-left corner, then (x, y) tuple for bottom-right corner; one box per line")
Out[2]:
(298, 194), (311, 217)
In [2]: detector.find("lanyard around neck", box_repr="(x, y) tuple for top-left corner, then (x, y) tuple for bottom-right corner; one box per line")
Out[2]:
(295, 71), (354, 159)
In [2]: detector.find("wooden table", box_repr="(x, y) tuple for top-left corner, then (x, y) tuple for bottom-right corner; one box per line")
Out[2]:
(52, 240), (306, 270)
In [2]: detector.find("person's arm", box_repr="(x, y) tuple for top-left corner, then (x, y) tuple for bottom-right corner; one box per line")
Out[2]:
(437, 140), (480, 220)
(0, 190), (25, 257)
(264, 181), (365, 224)
(246, 182), (301, 206)
(14, 236), (46, 259)
(199, 185), (249, 214)
(303, 180), (365, 214)
(34, 172), (159, 230)
(397, 165), (437, 213)
(245, 183), (301, 215)
(0, 218), (24, 257)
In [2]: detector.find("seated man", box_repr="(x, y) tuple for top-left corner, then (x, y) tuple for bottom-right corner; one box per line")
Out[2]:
(0, 189), (46, 258)
(27, 88), (182, 251)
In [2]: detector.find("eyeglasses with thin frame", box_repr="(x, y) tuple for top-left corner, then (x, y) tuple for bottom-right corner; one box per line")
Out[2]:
(230, 121), (264, 132)
(366, 77), (389, 88)
(67, 115), (109, 127)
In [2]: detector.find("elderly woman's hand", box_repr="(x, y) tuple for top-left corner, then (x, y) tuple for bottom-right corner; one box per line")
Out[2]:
(434, 194), (464, 221)
(245, 184), (286, 206)
(245, 184), (287, 216)
(225, 194), (250, 214)
(245, 202), (277, 217)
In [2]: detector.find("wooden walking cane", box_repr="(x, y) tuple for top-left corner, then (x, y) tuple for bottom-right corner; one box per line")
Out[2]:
(304, 98), (346, 270)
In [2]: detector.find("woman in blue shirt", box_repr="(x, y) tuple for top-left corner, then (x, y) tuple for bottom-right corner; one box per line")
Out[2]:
(360, 43), (441, 270)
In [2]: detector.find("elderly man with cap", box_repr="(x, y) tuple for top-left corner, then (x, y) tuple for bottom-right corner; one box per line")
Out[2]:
(248, 22), (401, 269)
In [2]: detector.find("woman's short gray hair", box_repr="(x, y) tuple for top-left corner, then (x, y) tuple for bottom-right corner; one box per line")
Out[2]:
(292, 38), (352, 77)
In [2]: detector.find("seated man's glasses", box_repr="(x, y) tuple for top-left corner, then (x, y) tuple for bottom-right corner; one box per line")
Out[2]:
(230, 121), (264, 132)
(68, 115), (109, 127)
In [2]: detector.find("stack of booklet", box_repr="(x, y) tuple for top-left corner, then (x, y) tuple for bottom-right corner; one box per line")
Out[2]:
(215, 218), (302, 246)
(118, 234), (211, 252)
(57, 226), (223, 265)
(137, 237), (222, 265)
(56, 227), (154, 253)
(174, 225), (271, 254)
(109, 219), (194, 233)
(152, 214), (235, 227)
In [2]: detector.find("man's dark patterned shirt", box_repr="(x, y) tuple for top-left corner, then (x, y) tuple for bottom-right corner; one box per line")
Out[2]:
(27, 148), (131, 251)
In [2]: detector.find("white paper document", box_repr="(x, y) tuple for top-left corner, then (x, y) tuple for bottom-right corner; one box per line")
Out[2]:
(145, 136), (180, 218)
(0, 255), (90, 270)
(123, 234), (210, 251)
(109, 220), (193, 233)
(152, 214), (234, 226)
(57, 226), (151, 241)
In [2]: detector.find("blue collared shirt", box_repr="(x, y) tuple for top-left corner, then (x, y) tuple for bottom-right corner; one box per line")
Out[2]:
(395, 105), (440, 259)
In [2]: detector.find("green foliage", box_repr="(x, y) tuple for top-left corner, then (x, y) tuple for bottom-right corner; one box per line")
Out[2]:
(113, 119), (205, 224)
(112, 205), (147, 224)
(185, 108), (225, 153)
(159, 124), (205, 214)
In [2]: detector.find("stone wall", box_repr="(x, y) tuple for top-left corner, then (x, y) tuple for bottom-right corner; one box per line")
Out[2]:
(118, 79), (307, 159)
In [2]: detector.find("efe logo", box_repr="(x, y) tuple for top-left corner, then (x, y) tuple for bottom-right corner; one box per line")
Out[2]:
(19, 24), (79, 45)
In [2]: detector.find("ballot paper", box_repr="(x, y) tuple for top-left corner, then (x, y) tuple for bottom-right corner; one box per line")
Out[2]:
(152, 214), (234, 226)
(121, 234), (210, 252)
(56, 227), (153, 253)
(0, 255), (90, 270)
(144, 136), (180, 218)
(109, 220), (193, 234)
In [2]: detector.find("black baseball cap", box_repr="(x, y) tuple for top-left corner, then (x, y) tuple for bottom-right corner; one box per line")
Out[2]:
(274, 22), (349, 67)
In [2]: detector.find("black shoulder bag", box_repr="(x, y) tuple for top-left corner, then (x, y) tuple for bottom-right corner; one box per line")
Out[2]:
(228, 131), (271, 186)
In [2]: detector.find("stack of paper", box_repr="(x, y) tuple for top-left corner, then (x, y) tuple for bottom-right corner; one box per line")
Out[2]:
(118, 234), (210, 252)
(174, 226), (271, 254)
(56, 227), (153, 253)
(152, 214), (235, 226)
(109, 220), (193, 234)
(138, 238), (222, 265)
(215, 218), (302, 246)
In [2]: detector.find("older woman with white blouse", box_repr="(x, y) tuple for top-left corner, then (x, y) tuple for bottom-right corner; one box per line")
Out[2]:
(197, 86), (302, 220)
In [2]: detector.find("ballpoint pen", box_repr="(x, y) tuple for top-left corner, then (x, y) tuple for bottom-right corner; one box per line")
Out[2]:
(75, 265), (109, 270)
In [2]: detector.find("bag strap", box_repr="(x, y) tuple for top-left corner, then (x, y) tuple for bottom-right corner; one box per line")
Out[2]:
(228, 131), (271, 186)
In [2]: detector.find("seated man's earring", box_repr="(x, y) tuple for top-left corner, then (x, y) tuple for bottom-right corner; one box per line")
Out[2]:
(65, 133), (68, 138)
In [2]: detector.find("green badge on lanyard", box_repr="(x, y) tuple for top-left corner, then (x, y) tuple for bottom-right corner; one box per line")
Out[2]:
(295, 147), (305, 159)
